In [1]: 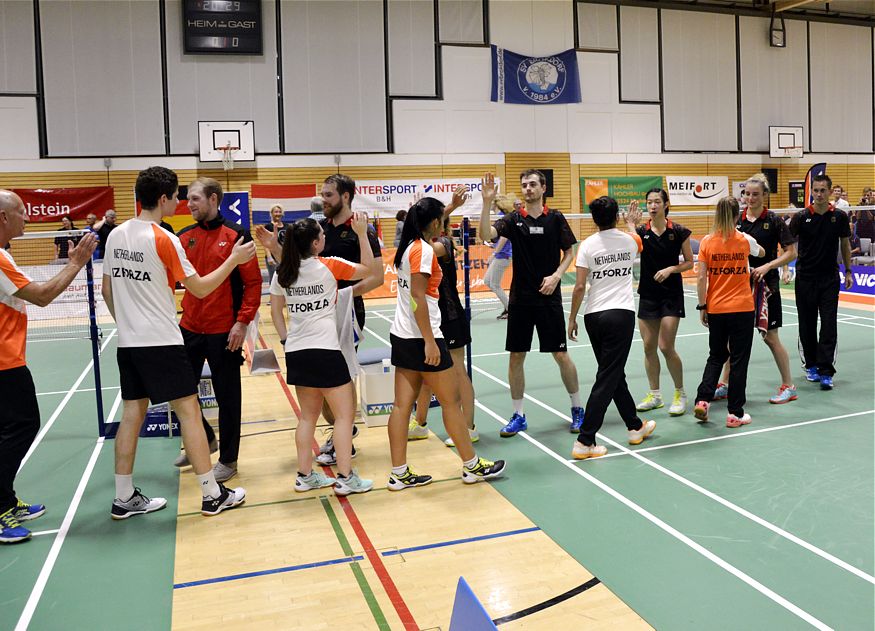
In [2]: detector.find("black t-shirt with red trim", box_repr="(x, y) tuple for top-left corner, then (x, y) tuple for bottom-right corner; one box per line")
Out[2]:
(788, 205), (851, 279)
(737, 208), (796, 288)
(635, 219), (691, 299)
(320, 216), (382, 324)
(494, 206), (577, 305)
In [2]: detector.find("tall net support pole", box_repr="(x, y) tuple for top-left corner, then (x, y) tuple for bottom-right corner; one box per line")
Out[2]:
(462, 217), (473, 381)
(85, 259), (106, 437)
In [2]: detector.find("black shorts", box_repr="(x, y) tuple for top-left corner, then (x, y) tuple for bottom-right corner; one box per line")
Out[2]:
(505, 302), (567, 353)
(391, 334), (453, 372)
(637, 294), (686, 320)
(440, 317), (471, 350)
(765, 287), (783, 330)
(117, 345), (198, 404)
(286, 349), (351, 388)
(0, 365), (40, 433)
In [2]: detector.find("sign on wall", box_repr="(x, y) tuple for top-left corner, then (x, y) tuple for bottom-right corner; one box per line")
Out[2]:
(580, 176), (662, 209)
(491, 46), (581, 105)
(13, 187), (115, 223)
(665, 176), (729, 206)
(351, 178), (500, 218)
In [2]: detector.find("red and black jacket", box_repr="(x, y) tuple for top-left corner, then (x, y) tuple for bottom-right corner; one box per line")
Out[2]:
(177, 216), (262, 334)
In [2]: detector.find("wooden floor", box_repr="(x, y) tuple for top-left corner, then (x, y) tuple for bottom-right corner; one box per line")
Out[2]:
(171, 308), (649, 630)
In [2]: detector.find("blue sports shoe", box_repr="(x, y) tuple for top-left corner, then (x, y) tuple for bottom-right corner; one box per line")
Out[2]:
(500, 413), (527, 437)
(0, 508), (31, 544)
(820, 375), (834, 390)
(805, 367), (820, 382)
(12, 499), (45, 522)
(570, 407), (585, 433)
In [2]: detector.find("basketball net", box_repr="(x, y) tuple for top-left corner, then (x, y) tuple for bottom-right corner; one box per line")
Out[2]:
(221, 142), (238, 171)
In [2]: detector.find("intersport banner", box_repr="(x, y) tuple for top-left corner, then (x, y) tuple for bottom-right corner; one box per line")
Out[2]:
(13, 187), (115, 223)
(665, 176), (729, 206)
(351, 178), (500, 218)
(580, 176), (662, 209)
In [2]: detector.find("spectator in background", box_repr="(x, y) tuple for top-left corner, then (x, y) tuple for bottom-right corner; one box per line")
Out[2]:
(483, 196), (514, 319)
(856, 188), (875, 241)
(847, 231), (862, 260)
(53, 216), (81, 261)
(832, 185), (850, 209)
(394, 209), (407, 248)
(264, 204), (290, 281)
(310, 196), (323, 217)
(92, 209), (117, 260)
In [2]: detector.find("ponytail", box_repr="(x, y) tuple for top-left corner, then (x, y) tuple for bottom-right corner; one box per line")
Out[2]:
(394, 197), (445, 269)
(276, 218), (321, 287)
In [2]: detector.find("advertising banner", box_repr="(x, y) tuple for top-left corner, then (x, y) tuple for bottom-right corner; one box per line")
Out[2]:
(666, 176), (729, 206)
(364, 245), (512, 299)
(14, 187), (115, 223)
(786, 262), (875, 297)
(351, 178), (500, 218)
(580, 176), (662, 209)
(490, 45), (581, 105)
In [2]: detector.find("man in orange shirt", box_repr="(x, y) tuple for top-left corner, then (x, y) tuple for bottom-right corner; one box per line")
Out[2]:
(0, 190), (97, 543)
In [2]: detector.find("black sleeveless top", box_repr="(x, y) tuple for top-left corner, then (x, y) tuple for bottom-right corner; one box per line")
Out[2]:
(435, 236), (464, 322)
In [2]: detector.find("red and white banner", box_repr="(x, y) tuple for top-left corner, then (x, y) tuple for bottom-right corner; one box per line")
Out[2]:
(13, 187), (115, 223)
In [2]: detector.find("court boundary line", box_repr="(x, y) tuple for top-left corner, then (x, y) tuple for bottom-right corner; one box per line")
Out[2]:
(36, 385), (119, 398)
(567, 410), (875, 461)
(18, 329), (117, 473)
(471, 399), (831, 630)
(472, 365), (875, 587)
(15, 437), (105, 631)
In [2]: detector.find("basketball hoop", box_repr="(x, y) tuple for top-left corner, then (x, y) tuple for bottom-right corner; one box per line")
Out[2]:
(778, 146), (803, 159)
(221, 143), (238, 171)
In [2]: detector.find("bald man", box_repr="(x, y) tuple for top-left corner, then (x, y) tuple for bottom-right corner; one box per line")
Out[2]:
(0, 190), (97, 543)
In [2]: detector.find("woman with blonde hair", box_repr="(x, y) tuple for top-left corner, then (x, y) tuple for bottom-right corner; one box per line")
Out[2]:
(693, 197), (764, 427)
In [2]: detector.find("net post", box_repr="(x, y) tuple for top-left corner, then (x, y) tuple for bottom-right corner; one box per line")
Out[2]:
(85, 259), (106, 437)
(462, 217), (472, 381)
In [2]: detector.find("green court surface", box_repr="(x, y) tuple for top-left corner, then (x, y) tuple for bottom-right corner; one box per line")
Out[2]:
(2, 290), (873, 630)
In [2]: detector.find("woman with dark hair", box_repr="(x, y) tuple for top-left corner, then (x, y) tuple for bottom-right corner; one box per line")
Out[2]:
(693, 197), (764, 427)
(387, 197), (505, 490)
(393, 209), (407, 248)
(270, 213), (376, 496)
(54, 216), (80, 260)
(625, 189), (693, 416)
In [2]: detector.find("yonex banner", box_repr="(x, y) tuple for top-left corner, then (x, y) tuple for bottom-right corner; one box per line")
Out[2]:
(351, 178), (501, 218)
(14, 187), (115, 223)
(490, 45), (581, 105)
(666, 176), (729, 206)
(580, 176), (662, 209)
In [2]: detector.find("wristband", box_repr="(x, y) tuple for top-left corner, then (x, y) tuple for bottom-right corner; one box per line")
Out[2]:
(695, 304), (707, 311)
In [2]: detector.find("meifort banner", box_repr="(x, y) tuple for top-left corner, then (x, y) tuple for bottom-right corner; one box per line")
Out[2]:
(351, 178), (500, 218)
(13, 187), (114, 223)
(365, 245), (511, 299)
(580, 176), (662, 209)
(665, 176), (728, 206)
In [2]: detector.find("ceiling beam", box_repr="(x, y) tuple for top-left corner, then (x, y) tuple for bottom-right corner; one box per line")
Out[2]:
(772, 0), (818, 11)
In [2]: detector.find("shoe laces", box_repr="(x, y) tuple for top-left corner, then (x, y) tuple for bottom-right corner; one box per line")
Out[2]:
(0, 508), (21, 528)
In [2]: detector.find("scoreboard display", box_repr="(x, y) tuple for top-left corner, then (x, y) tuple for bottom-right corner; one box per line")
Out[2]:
(183, 0), (263, 55)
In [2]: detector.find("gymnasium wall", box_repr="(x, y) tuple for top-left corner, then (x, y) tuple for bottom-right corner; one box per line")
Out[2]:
(1, 1), (873, 159)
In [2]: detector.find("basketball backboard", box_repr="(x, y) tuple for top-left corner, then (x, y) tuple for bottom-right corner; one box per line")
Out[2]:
(768, 126), (803, 158)
(198, 121), (255, 162)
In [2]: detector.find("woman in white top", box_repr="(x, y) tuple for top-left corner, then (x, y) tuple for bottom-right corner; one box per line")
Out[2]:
(386, 198), (506, 491)
(270, 212), (374, 496)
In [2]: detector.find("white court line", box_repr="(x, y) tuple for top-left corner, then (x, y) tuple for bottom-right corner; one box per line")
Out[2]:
(15, 437), (105, 631)
(567, 410), (875, 461)
(36, 386), (119, 398)
(18, 329), (117, 473)
(472, 399), (833, 630)
(471, 364), (875, 587)
(30, 529), (60, 538)
(363, 325), (391, 346)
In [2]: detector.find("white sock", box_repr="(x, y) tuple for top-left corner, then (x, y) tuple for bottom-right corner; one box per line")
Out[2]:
(463, 455), (479, 469)
(512, 398), (524, 414)
(115, 474), (134, 501)
(391, 464), (408, 476)
(650, 389), (662, 398)
(197, 471), (221, 499)
(675, 388), (685, 396)
(569, 391), (582, 408)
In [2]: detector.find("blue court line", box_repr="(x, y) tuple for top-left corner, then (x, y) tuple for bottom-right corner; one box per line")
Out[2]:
(382, 526), (541, 556)
(173, 525), (541, 589)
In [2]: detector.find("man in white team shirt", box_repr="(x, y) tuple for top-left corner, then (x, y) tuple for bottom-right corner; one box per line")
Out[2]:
(102, 167), (256, 519)
(567, 196), (657, 459)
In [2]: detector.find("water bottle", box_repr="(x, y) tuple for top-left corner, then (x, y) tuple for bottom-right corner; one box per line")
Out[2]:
(382, 358), (391, 374)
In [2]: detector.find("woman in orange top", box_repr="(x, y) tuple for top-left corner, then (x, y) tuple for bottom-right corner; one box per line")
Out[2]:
(693, 197), (764, 427)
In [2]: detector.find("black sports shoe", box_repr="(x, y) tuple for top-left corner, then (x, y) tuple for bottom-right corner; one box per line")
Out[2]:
(315, 444), (357, 466)
(201, 483), (246, 516)
(461, 458), (507, 484)
(111, 488), (167, 520)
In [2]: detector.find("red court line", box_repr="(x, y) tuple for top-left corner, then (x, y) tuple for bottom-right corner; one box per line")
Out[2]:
(257, 333), (419, 629)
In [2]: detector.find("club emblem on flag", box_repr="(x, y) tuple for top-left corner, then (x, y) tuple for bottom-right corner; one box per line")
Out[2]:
(491, 45), (581, 105)
(518, 56), (567, 103)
